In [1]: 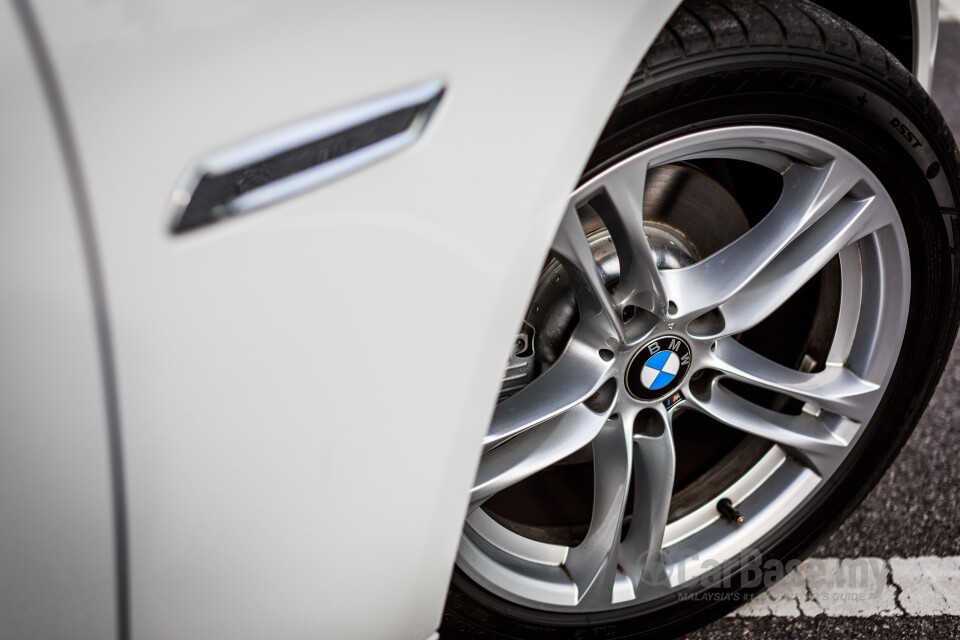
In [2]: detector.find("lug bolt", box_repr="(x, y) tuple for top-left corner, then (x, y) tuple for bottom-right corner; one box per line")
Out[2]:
(514, 333), (529, 355)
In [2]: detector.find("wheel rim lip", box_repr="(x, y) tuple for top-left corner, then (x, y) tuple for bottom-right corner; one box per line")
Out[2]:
(457, 125), (911, 613)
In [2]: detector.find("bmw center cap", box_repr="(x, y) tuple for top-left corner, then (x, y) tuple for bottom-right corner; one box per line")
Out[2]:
(626, 336), (692, 401)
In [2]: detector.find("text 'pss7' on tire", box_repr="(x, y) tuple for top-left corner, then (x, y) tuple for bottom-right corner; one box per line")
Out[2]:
(443, 1), (960, 639)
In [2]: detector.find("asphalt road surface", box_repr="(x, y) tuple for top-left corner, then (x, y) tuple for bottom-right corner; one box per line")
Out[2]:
(682, 19), (960, 640)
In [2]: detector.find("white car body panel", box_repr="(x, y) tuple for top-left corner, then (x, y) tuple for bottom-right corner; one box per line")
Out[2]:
(0, 3), (117, 638)
(918, 0), (940, 89)
(2, 0), (938, 638)
(25, 2), (681, 638)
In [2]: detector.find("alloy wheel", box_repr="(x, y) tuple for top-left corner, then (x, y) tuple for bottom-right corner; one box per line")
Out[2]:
(458, 125), (910, 612)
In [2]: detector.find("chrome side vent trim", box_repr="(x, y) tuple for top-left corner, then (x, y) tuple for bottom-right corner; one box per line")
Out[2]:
(169, 80), (444, 233)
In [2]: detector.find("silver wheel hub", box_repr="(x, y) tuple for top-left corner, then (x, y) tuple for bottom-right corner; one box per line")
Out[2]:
(458, 126), (910, 613)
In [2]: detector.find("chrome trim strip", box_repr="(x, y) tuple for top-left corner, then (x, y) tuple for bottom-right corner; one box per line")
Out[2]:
(169, 79), (444, 233)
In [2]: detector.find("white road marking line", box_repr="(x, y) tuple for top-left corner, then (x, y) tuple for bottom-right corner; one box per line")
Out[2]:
(729, 556), (960, 617)
(890, 557), (960, 616)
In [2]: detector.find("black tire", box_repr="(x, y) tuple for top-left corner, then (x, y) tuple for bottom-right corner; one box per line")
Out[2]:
(443, 1), (960, 638)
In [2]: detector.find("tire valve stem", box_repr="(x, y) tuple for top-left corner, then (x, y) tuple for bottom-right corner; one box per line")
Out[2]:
(717, 498), (745, 525)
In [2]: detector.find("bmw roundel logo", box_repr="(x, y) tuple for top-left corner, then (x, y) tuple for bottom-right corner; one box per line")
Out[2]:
(626, 336), (692, 401)
(641, 350), (681, 390)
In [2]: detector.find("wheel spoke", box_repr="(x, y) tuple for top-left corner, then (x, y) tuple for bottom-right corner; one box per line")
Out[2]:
(685, 381), (849, 476)
(484, 330), (614, 450)
(553, 204), (626, 342)
(564, 414), (633, 605)
(620, 406), (675, 598)
(716, 195), (889, 337)
(469, 399), (616, 512)
(826, 244), (864, 366)
(661, 158), (869, 332)
(592, 161), (666, 317)
(705, 338), (881, 423)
